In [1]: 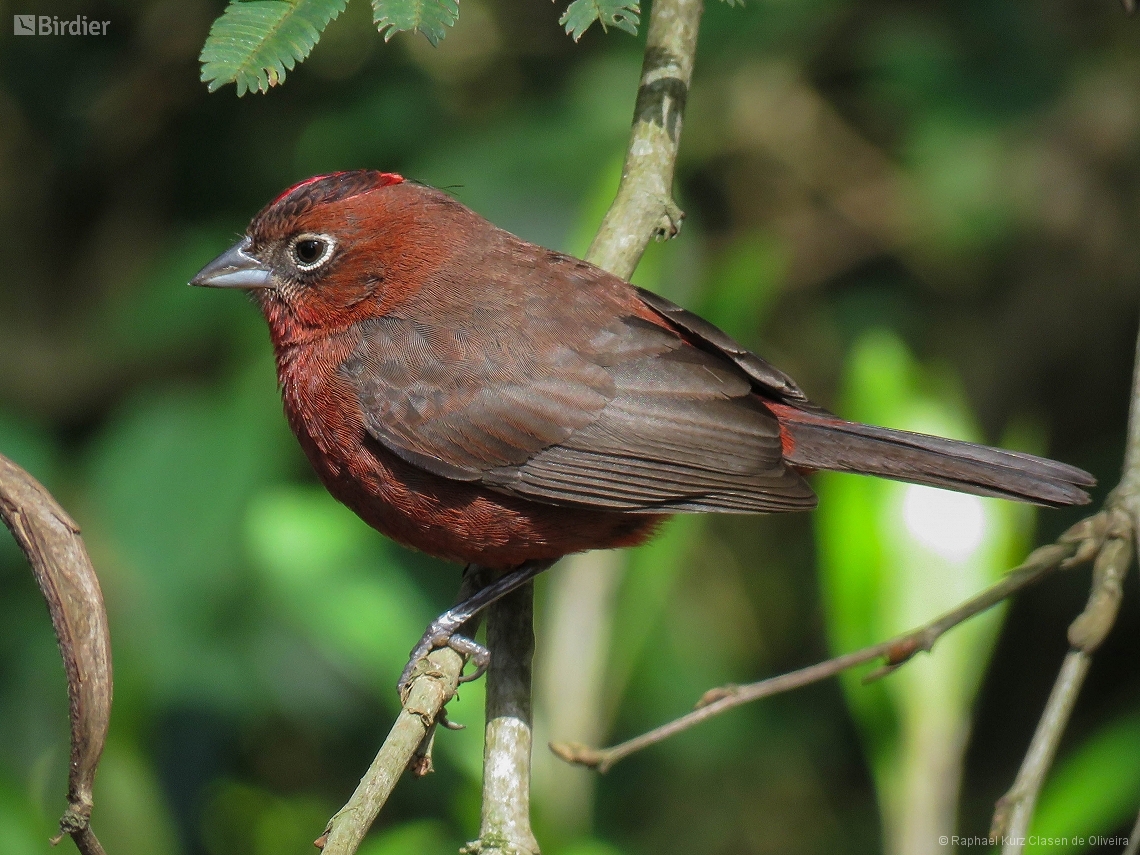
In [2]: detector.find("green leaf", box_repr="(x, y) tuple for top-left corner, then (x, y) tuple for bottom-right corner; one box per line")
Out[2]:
(199, 0), (348, 96)
(371, 0), (459, 45)
(559, 0), (639, 41)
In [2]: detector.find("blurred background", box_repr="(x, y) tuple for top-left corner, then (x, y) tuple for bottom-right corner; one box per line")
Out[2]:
(1, 0), (1139, 853)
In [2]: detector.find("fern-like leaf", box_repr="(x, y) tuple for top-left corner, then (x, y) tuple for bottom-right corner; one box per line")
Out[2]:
(200, 0), (347, 96)
(558, 0), (639, 41)
(372, 0), (459, 45)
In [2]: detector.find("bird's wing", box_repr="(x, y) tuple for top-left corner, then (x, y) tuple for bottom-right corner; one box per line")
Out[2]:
(634, 286), (824, 410)
(344, 304), (815, 514)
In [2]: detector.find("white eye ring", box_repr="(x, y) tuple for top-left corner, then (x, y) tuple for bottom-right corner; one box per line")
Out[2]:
(289, 233), (336, 271)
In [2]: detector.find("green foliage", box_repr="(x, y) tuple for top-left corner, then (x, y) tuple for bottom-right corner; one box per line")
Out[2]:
(356, 819), (456, 855)
(559, 0), (640, 41)
(243, 485), (486, 775)
(606, 515), (699, 719)
(199, 0), (348, 95)
(372, 0), (459, 44)
(0, 782), (51, 855)
(200, 780), (335, 855)
(89, 739), (182, 855)
(696, 233), (786, 346)
(816, 330), (1032, 850)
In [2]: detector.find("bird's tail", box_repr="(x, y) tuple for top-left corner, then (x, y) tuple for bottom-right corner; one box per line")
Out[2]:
(767, 403), (1096, 507)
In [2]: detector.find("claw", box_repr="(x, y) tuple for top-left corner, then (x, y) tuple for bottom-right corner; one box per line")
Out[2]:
(448, 635), (491, 683)
(396, 628), (491, 697)
(396, 559), (554, 699)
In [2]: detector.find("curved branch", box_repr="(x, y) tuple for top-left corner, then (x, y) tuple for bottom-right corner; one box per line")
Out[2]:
(0, 454), (112, 855)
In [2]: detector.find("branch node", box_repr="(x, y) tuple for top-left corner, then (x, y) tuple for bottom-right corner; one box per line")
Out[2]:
(58, 801), (93, 835)
(695, 684), (738, 708)
(409, 724), (438, 777)
(548, 740), (607, 771)
(655, 198), (685, 240)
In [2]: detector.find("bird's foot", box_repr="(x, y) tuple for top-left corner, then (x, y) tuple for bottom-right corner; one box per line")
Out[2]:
(396, 559), (555, 700)
(397, 618), (490, 699)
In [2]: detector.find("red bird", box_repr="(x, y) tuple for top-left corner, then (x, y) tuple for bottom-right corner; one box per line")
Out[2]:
(192, 170), (1095, 684)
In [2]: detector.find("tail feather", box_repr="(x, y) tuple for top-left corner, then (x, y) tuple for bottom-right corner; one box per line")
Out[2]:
(769, 404), (1096, 507)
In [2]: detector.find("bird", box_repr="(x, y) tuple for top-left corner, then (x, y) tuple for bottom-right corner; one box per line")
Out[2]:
(191, 169), (1096, 688)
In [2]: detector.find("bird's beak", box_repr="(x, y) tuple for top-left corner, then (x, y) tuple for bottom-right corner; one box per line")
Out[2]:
(190, 237), (273, 289)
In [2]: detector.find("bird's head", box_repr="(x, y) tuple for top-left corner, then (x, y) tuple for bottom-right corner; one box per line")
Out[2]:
(191, 170), (442, 342)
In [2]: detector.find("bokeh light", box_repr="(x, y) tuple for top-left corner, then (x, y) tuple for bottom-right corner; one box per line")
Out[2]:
(901, 484), (987, 563)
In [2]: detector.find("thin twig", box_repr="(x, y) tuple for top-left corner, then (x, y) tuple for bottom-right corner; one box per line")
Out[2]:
(0, 454), (112, 855)
(993, 502), (1133, 852)
(551, 515), (1105, 773)
(1113, 317), (1140, 538)
(463, 583), (540, 855)
(535, 0), (707, 827)
(992, 652), (1091, 849)
(988, 314), (1140, 850)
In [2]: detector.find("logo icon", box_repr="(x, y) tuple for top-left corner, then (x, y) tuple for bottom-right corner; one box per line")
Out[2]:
(13, 14), (35, 34)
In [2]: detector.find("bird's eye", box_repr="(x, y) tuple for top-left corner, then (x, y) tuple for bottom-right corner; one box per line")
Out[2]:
(290, 234), (335, 271)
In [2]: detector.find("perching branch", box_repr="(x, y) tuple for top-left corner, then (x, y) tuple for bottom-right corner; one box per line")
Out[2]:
(453, 0), (706, 846)
(992, 512), (1131, 855)
(550, 514), (1106, 773)
(317, 564), (493, 855)
(0, 454), (112, 855)
(462, 583), (540, 855)
(316, 0), (706, 849)
(316, 645), (467, 854)
(540, 0), (705, 793)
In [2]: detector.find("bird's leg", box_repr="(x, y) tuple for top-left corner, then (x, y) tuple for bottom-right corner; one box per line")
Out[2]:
(398, 559), (555, 695)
